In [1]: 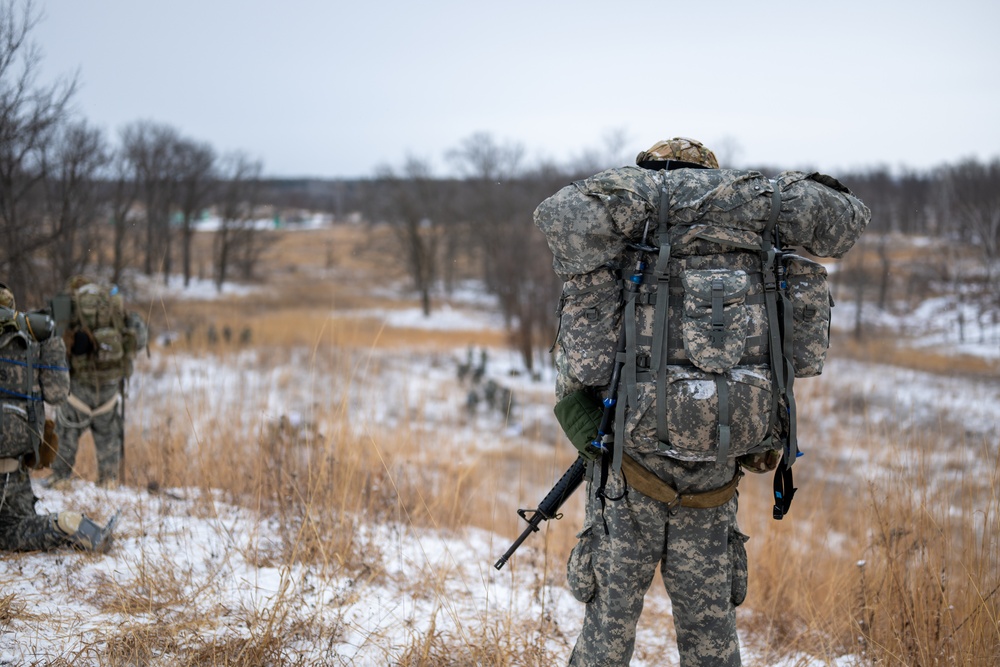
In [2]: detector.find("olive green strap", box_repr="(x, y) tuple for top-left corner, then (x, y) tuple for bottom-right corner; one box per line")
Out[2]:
(780, 280), (799, 461)
(760, 183), (784, 440)
(715, 373), (731, 462)
(650, 231), (670, 442)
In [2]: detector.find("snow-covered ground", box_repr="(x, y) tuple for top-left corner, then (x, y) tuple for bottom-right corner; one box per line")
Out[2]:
(1, 275), (997, 665)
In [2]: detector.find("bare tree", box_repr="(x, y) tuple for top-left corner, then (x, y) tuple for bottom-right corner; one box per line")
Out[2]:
(374, 156), (450, 316)
(447, 132), (526, 309)
(174, 138), (216, 287)
(44, 119), (109, 292)
(941, 158), (1000, 288)
(567, 127), (632, 174)
(0, 0), (76, 303)
(447, 132), (562, 372)
(214, 151), (263, 290)
(121, 120), (181, 282)
(105, 142), (140, 285)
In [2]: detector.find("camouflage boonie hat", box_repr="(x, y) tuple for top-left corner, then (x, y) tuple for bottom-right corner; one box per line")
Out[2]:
(0, 281), (14, 309)
(636, 137), (719, 169)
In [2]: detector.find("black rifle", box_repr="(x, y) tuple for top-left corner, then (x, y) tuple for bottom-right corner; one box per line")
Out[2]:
(493, 314), (630, 571)
(494, 456), (587, 570)
(494, 236), (652, 571)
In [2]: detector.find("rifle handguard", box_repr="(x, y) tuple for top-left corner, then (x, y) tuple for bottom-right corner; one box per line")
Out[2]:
(553, 390), (604, 461)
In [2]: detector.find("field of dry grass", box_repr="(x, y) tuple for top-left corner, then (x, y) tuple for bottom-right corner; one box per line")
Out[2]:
(5, 223), (997, 665)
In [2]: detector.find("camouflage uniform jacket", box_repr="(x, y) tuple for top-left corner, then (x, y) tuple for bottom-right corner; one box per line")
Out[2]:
(0, 331), (70, 459)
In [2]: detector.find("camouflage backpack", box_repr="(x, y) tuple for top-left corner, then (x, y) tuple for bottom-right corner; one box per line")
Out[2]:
(65, 279), (138, 384)
(536, 165), (870, 517)
(0, 303), (59, 464)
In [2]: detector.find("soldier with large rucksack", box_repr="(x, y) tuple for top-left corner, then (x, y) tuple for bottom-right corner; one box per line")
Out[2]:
(0, 281), (117, 551)
(47, 276), (148, 487)
(533, 138), (870, 666)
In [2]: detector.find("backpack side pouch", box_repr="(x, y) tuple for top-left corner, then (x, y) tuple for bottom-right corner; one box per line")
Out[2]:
(91, 327), (125, 368)
(784, 255), (832, 378)
(556, 267), (622, 387)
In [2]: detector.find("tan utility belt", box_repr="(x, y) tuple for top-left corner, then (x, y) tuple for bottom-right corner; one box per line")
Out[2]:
(0, 457), (21, 474)
(620, 452), (742, 509)
(67, 392), (119, 417)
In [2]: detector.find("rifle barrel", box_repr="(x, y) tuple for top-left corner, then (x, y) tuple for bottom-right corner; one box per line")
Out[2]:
(494, 457), (587, 570)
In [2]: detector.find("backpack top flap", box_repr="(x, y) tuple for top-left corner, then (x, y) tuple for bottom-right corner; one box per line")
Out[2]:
(773, 171), (872, 258)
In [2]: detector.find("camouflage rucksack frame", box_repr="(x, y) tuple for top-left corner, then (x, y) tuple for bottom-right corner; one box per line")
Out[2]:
(539, 165), (868, 519)
(0, 306), (60, 467)
(64, 279), (138, 385)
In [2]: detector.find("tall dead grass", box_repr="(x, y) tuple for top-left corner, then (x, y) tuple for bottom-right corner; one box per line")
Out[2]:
(737, 375), (1000, 666)
(52, 322), (999, 665)
(31, 226), (997, 665)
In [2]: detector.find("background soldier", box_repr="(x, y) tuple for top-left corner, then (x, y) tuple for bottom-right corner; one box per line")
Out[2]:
(48, 276), (148, 487)
(0, 281), (116, 551)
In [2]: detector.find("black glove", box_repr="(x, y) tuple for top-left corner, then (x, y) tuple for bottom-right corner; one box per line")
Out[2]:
(71, 330), (94, 355)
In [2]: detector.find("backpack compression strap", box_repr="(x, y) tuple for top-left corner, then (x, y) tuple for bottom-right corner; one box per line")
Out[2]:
(649, 179), (673, 455)
(760, 181), (799, 519)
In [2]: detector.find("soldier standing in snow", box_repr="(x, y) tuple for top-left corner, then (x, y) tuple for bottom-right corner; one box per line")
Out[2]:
(552, 139), (746, 667)
(538, 137), (870, 666)
(0, 281), (117, 551)
(48, 276), (148, 487)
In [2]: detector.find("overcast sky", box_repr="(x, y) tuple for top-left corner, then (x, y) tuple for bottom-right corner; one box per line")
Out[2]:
(30, 0), (1000, 179)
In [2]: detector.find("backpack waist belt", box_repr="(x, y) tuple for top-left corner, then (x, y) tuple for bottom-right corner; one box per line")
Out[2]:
(67, 392), (119, 417)
(0, 457), (20, 473)
(621, 452), (742, 509)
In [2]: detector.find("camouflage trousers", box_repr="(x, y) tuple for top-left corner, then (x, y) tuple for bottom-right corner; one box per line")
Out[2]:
(51, 381), (123, 483)
(0, 468), (71, 551)
(567, 456), (746, 667)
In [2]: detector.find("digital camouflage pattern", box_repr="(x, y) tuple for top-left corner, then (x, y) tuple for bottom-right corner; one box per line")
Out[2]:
(568, 458), (745, 667)
(534, 166), (871, 278)
(540, 164), (870, 460)
(66, 281), (147, 387)
(556, 267), (622, 387)
(537, 160), (870, 666)
(54, 281), (147, 484)
(0, 469), (80, 551)
(636, 137), (720, 169)
(0, 328), (107, 552)
(0, 330), (70, 458)
(783, 255), (833, 377)
(52, 380), (124, 483)
(0, 468), (117, 551)
(553, 249), (778, 464)
(681, 269), (751, 373)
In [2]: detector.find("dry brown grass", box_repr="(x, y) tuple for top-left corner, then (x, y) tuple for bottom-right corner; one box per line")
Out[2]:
(25, 224), (998, 666)
(735, 374), (1000, 666)
(836, 334), (1000, 378)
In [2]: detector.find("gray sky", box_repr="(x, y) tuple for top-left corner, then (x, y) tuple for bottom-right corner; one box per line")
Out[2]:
(32, 0), (1000, 178)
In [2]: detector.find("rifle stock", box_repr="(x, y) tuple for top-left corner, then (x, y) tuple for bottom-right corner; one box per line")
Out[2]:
(494, 456), (587, 570)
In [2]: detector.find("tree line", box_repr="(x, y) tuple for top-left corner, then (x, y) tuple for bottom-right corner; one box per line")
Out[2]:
(4, 0), (998, 370)
(0, 1), (267, 307)
(358, 145), (1000, 370)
